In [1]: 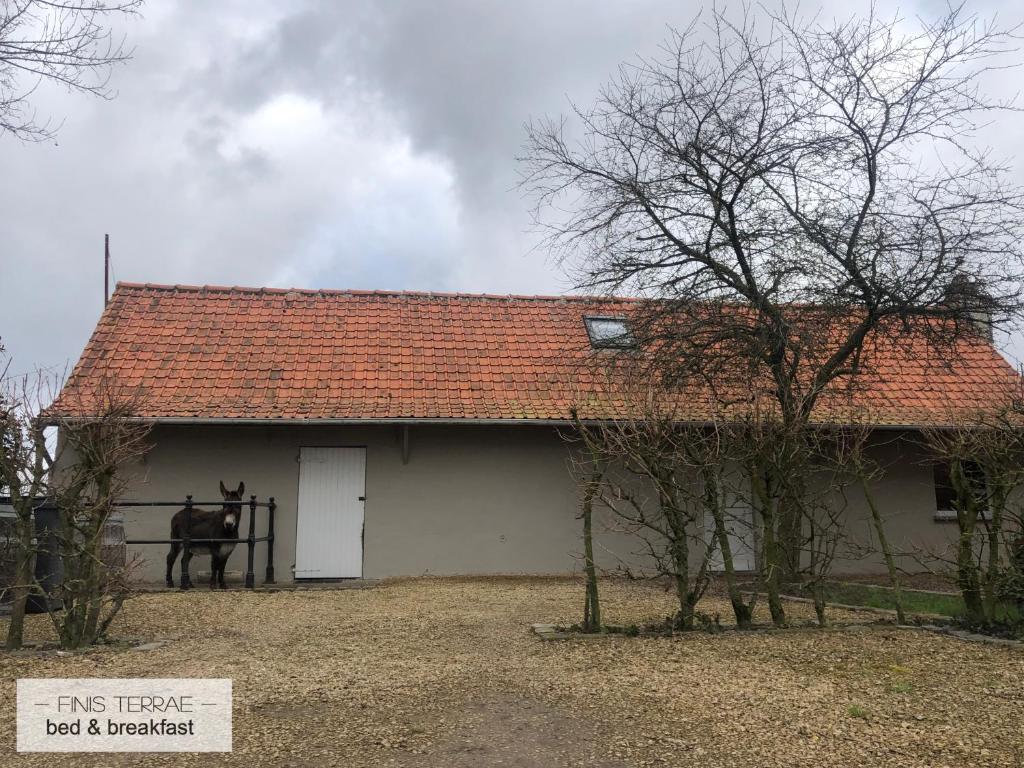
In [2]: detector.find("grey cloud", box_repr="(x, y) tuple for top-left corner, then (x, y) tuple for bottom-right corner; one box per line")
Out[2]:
(3, 0), (1024, 378)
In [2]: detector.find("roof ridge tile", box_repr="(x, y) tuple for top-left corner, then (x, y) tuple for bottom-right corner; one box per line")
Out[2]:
(113, 281), (635, 303)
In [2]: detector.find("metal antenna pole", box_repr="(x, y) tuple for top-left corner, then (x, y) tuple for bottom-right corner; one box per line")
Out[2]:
(104, 234), (110, 306)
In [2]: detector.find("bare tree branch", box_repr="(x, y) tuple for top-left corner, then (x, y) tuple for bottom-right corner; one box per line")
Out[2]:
(523, 2), (1024, 592)
(1, 0), (142, 141)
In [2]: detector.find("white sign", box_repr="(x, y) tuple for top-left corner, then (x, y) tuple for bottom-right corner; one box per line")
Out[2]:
(17, 678), (232, 752)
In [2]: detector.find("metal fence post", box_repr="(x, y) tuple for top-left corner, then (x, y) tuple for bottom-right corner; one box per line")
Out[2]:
(181, 495), (193, 590)
(245, 495), (257, 588)
(265, 497), (276, 584)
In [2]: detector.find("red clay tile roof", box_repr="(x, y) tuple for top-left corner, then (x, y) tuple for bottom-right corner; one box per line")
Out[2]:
(47, 282), (1021, 426)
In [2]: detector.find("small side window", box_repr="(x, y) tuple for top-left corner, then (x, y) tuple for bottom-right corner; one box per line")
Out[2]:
(933, 461), (989, 522)
(584, 316), (634, 349)
(933, 463), (957, 519)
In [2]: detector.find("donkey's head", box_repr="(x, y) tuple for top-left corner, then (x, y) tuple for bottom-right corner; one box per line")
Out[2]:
(219, 481), (245, 533)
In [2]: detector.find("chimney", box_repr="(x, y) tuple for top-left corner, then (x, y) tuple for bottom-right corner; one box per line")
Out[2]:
(943, 274), (994, 341)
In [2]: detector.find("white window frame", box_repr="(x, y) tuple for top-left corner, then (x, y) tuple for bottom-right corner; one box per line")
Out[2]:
(583, 316), (634, 349)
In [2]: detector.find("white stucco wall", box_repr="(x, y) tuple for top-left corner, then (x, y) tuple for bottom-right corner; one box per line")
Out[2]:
(57, 422), (958, 584)
(830, 432), (959, 575)
(99, 423), (647, 583)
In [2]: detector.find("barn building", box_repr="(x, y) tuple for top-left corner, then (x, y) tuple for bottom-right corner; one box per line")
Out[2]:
(46, 282), (1021, 583)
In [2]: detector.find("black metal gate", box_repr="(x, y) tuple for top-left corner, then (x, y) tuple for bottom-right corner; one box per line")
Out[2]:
(121, 495), (277, 588)
(0, 494), (277, 594)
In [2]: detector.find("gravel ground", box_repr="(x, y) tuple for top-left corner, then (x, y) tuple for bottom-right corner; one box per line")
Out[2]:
(1, 577), (1022, 767)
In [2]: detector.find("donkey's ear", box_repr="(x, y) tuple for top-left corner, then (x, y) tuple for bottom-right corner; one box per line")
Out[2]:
(219, 481), (228, 498)
(237, 482), (245, 497)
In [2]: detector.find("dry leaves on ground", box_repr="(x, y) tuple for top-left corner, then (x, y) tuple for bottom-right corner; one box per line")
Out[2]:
(1, 577), (1021, 767)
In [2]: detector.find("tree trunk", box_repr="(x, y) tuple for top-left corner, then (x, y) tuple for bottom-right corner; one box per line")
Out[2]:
(754, 473), (786, 627)
(771, 377), (806, 585)
(706, 471), (752, 628)
(96, 593), (125, 640)
(661, 485), (694, 630)
(950, 459), (987, 625)
(776, 488), (803, 584)
(954, 509), (986, 624)
(861, 478), (906, 625)
(956, 526), (986, 624)
(81, 511), (108, 645)
(981, 480), (1005, 622)
(763, 528), (788, 627)
(764, 552), (786, 627)
(670, 533), (693, 630)
(811, 582), (828, 627)
(4, 516), (33, 650)
(581, 468), (602, 633)
(58, 509), (108, 650)
(56, 505), (83, 648)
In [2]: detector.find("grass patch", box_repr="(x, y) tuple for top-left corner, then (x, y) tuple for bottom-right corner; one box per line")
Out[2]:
(847, 704), (870, 719)
(806, 581), (1024, 638)
(889, 680), (913, 694)
(809, 581), (964, 617)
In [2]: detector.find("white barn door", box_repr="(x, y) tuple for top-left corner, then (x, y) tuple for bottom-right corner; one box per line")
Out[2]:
(295, 447), (366, 578)
(705, 466), (757, 573)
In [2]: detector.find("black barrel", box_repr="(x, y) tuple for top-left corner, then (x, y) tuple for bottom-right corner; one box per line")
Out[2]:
(26, 503), (62, 614)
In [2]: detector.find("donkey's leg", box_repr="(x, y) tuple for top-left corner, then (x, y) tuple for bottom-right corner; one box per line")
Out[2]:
(217, 554), (228, 590)
(166, 542), (181, 588)
(180, 548), (193, 590)
(209, 553), (221, 590)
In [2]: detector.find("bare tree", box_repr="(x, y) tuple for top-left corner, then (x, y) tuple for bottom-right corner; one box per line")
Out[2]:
(921, 406), (1024, 627)
(567, 408), (605, 632)
(725, 402), (814, 626)
(841, 425), (908, 624)
(571, 360), (860, 629)
(0, 372), (59, 649)
(799, 427), (861, 626)
(1, 0), (142, 141)
(1, 373), (148, 650)
(49, 380), (149, 648)
(684, 420), (756, 629)
(523, 4), (1024, 586)
(575, 380), (718, 630)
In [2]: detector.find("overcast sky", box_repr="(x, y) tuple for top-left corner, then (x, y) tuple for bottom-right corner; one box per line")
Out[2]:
(2, 0), (1024, 377)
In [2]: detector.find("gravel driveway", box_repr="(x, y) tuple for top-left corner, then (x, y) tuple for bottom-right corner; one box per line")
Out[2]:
(2, 577), (1022, 767)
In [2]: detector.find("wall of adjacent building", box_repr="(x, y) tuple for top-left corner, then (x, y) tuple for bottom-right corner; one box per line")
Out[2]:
(55, 422), (957, 584)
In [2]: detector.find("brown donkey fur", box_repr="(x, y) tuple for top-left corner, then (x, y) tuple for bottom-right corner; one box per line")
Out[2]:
(166, 482), (244, 589)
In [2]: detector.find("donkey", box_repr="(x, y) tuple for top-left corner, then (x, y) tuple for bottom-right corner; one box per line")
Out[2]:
(166, 482), (245, 590)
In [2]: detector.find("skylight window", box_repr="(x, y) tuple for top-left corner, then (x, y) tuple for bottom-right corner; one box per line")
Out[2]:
(584, 316), (634, 349)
